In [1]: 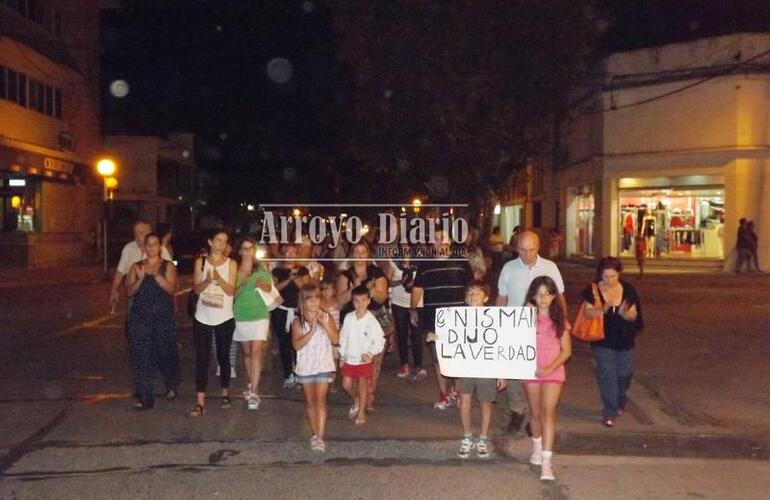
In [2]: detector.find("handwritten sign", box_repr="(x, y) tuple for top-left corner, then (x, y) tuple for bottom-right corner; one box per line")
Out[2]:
(435, 307), (537, 379)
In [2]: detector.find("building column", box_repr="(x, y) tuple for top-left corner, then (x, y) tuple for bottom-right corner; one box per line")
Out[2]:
(757, 159), (770, 271)
(723, 158), (764, 271)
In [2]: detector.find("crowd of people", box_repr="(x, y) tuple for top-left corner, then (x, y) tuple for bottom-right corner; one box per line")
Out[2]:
(110, 219), (645, 482)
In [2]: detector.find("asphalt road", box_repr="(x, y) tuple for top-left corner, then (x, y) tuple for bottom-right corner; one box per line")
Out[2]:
(0, 267), (768, 499)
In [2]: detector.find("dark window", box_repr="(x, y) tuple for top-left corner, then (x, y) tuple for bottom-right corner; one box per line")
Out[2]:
(0, 66), (6, 99)
(44, 85), (53, 115)
(30, 1), (43, 23)
(7, 69), (18, 103)
(36, 81), (45, 112)
(533, 201), (543, 228)
(27, 79), (38, 110)
(54, 88), (61, 118)
(17, 73), (26, 106)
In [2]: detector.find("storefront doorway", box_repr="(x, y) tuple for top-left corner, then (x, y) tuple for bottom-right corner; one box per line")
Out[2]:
(567, 186), (594, 256)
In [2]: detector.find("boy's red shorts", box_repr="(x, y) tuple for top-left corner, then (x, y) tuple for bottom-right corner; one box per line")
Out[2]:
(341, 362), (373, 378)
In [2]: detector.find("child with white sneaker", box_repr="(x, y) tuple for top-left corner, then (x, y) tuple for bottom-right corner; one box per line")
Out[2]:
(522, 276), (572, 481)
(339, 285), (385, 425)
(456, 280), (507, 459)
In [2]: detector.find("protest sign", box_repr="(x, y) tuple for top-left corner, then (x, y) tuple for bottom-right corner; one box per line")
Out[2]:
(434, 306), (537, 379)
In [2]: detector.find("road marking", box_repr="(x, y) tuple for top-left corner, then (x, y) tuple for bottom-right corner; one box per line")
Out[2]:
(53, 287), (192, 337)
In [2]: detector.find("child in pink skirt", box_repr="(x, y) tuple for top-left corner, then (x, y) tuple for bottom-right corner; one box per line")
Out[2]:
(523, 276), (572, 482)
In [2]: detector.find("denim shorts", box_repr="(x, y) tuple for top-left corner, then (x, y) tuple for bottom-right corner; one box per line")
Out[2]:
(295, 372), (334, 384)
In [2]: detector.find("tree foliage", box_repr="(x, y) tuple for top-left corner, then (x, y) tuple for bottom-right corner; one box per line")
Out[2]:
(329, 0), (601, 204)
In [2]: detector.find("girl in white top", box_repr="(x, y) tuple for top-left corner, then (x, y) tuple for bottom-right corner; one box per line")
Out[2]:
(190, 229), (238, 417)
(291, 283), (339, 453)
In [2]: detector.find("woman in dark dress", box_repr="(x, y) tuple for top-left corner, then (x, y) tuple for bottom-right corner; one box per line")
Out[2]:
(579, 257), (643, 427)
(125, 233), (179, 410)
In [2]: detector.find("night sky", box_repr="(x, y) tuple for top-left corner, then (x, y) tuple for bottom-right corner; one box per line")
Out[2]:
(100, 0), (770, 206)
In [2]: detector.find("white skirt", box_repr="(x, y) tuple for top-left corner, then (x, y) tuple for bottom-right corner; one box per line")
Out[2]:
(234, 319), (270, 342)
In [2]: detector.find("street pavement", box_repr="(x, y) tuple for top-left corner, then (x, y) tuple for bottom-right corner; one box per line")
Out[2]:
(0, 264), (768, 499)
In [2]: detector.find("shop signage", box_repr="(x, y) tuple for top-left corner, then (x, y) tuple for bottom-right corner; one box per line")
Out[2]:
(43, 157), (74, 175)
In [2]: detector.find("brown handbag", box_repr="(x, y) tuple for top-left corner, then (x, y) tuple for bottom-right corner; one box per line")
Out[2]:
(572, 282), (605, 342)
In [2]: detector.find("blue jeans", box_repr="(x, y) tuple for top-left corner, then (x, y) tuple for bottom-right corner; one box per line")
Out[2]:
(592, 346), (634, 418)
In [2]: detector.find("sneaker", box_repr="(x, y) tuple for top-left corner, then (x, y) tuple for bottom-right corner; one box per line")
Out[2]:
(433, 397), (448, 410)
(602, 417), (615, 427)
(529, 448), (543, 465)
(412, 369), (427, 381)
(457, 437), (474, 459)
(310, 436), (326, 453)
(540, 461), (555, 481)
(397, 365), (410, 379)
(283, 374), (296, 389)
(449, 390), (460, 407)
(476, 438), (490, 459)
(617, 407), (625, 417)
(242, 385), (252, 399)
(348, 403), (360, 420)
(247, 395), (260, 411)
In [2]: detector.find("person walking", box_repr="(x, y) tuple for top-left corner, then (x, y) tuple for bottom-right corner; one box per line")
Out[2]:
(272, 245), (310, 388)
(522, 276), (572, 481)
(579, 257), (643, 427)
(747, 221), (761, 272)
(496, 231), (567, 434)
(387, 250), (425, 381)
(292, 283), (339, 452)
(189, 229), (238, 417)
(336, 242), (389, 412)
(411, 229), (472, 410)
(109, 220), (171, 309)
(233, 239), (274, 410)
(124, 233), (179, 410)
(735, 218), (752, 273)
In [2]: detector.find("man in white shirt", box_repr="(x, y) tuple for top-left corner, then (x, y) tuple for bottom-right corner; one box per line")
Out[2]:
(109, 220), (172, 307)
(496, 231), (567, 434)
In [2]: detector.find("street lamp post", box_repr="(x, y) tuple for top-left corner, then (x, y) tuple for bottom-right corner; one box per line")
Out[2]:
(96, 159), (118, 279)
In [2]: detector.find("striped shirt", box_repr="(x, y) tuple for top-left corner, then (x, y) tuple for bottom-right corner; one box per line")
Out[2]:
(414, 259), (472, 307)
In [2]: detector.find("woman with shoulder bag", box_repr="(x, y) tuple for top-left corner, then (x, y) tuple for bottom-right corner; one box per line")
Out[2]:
(579, 257), (644, 427)
(189, 229), (238, 417)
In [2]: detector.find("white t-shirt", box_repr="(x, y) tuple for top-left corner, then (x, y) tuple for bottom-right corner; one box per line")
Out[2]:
(388, 260), (422, 308)
(195, 258), (234, 326)
(497, 255), (565, 307)
(116, 241), (172, 275)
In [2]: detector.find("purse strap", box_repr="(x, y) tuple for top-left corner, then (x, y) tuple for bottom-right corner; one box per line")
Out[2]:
(591, 282), (605, 307)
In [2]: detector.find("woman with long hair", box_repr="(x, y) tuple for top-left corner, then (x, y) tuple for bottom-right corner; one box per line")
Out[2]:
(292, 283), (339, 452)
(233, 239), (274, 410)
(522, 276), (572, 481)
(189, 229), (238, 417)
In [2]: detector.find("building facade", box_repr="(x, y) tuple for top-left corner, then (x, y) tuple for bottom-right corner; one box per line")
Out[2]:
(557, 33), (770, 271)
(0, 0), (104, 268)
(104, 133), (196, 241)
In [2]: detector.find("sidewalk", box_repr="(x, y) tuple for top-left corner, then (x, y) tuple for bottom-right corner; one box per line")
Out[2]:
(0, 265), (106, 289)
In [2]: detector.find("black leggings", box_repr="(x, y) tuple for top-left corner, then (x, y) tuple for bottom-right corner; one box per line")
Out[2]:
(392, 304), (422, 369)
(193, 318), (235, 393)
(270, 308), (296, 379)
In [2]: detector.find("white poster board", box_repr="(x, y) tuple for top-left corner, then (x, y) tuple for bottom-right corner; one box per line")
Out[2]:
(435, 306), (537, 379)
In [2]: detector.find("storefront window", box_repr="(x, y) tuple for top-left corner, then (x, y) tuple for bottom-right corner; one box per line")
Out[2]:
(567, 185), (594, 256)
(618, 188), (724, 259)
(0, 177), (37, 233)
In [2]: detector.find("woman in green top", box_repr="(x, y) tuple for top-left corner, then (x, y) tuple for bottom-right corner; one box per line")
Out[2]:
(234, 238), (274, 410)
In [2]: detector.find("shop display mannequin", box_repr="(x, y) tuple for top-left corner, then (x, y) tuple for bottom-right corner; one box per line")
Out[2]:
(642, 209), (656, 258)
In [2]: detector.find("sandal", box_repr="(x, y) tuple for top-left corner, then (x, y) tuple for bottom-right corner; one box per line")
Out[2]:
(220, 396), (232, 409)
(189, 404), (205, 417)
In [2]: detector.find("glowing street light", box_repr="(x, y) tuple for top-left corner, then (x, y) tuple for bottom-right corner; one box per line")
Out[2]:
(96, 158), (117, 177)
(96, 157), (119, 279)
(412, 198), (422, 214)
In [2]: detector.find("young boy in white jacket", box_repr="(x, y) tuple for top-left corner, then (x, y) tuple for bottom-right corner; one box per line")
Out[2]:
(339, 285), (385, 425)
